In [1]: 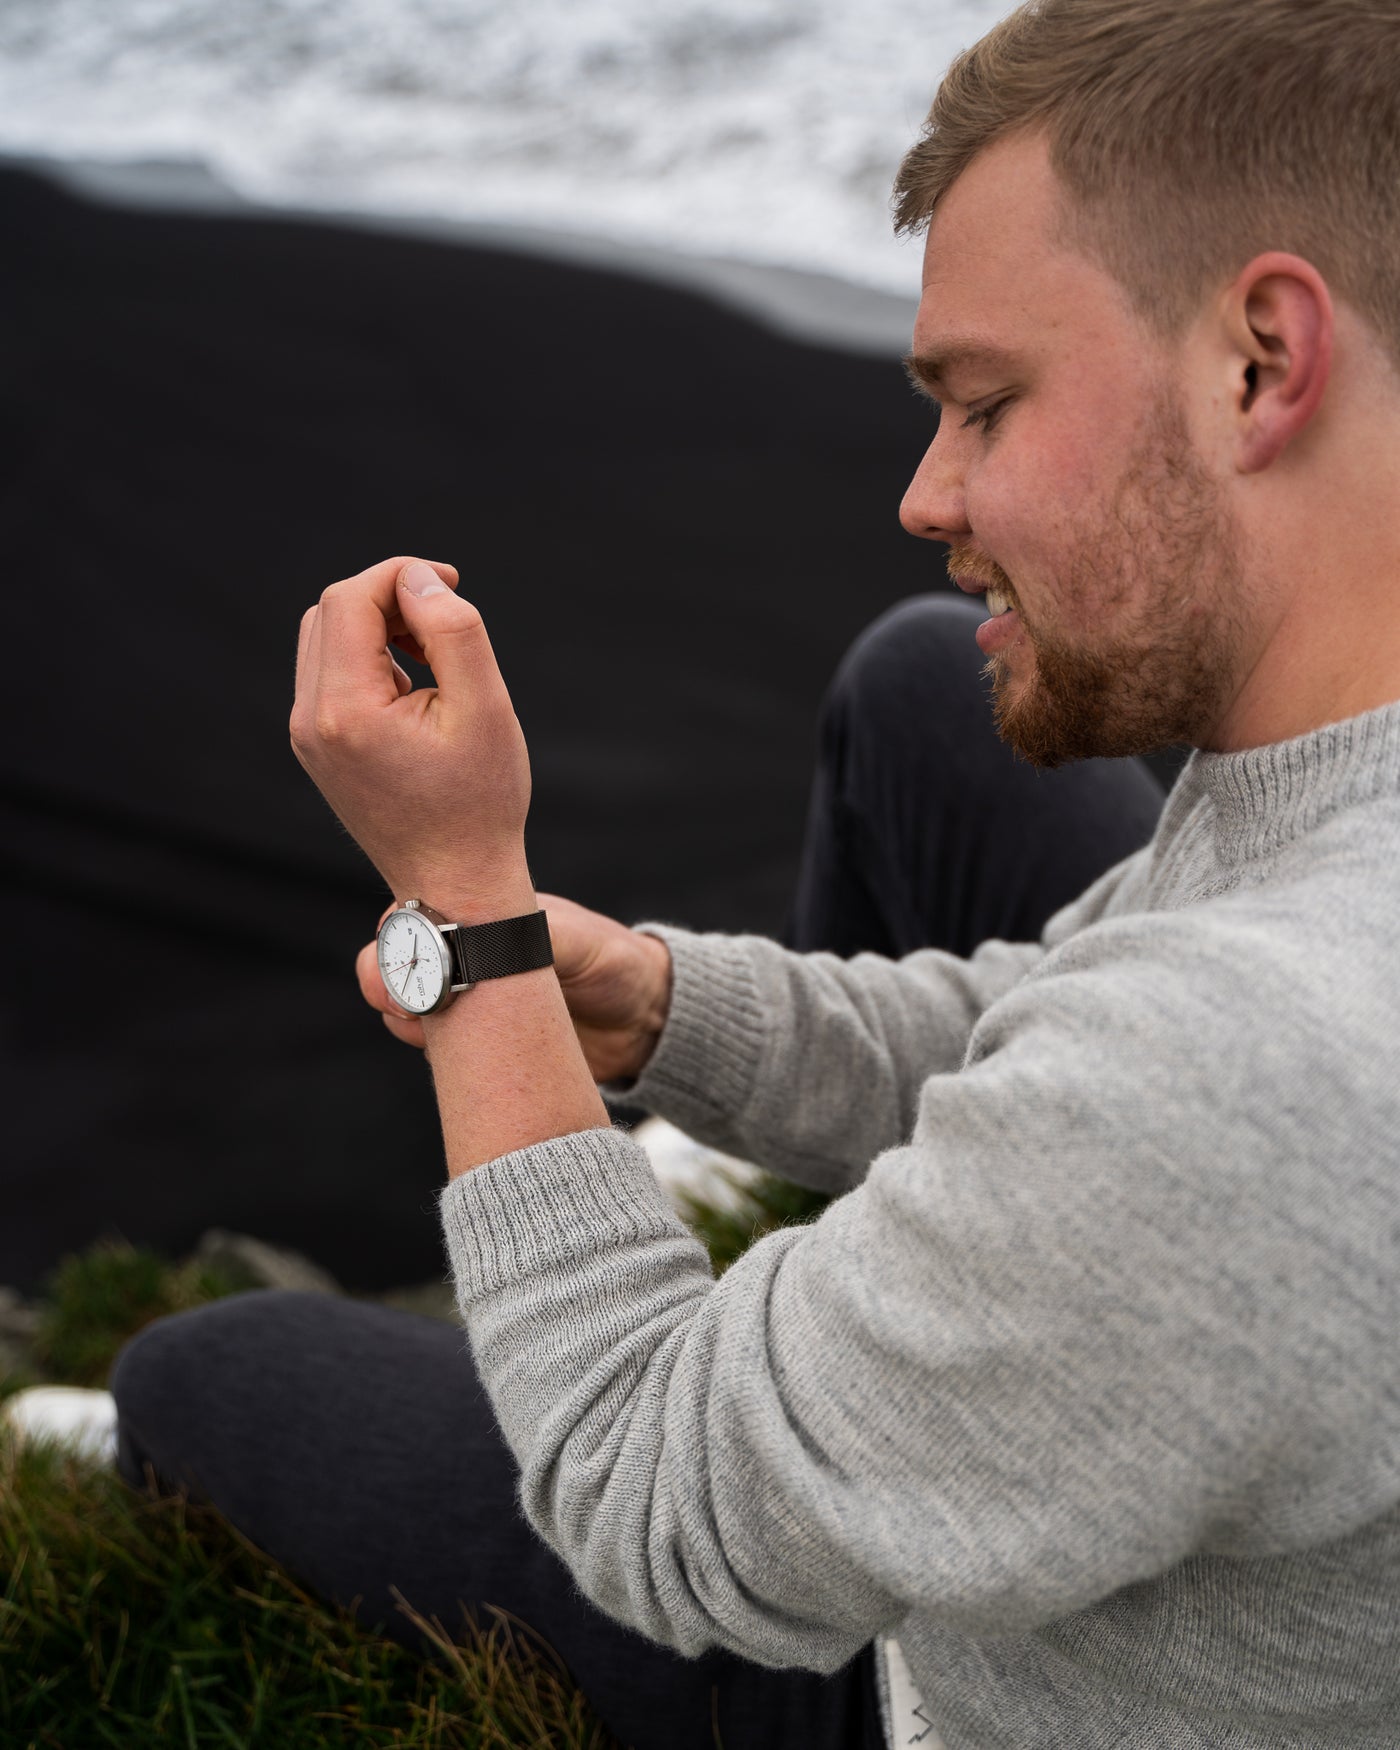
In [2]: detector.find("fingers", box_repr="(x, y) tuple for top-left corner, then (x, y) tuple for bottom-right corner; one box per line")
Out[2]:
(291, 603), (325, 765)
(295, 601), (321, 706)
(296, 604), (317, 685)
(292, 555), (533, 916)
(356, 937), (393, 1009)
(313, 555), (459, 714)
(382, 1010), (427, 1049)
(316, 594), (400, 714)
(391, 562), (514, 732)
(356, 936), (426, 1049)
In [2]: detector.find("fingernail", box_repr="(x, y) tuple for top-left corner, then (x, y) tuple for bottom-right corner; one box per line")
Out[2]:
(403, 562), (449, 597)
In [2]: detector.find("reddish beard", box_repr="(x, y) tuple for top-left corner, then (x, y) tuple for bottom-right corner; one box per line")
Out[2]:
(948, 383), (1248, 769)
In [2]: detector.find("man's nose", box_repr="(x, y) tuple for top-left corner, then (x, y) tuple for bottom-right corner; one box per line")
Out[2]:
(899, 426), (968, 543)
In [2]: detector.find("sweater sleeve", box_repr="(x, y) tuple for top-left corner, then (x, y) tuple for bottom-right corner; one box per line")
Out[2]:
(441, 890), (1400, 1674)
(614, 846), (1150, 1192)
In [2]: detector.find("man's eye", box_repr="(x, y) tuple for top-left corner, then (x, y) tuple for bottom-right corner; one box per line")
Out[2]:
(961, 398), (1010, 434)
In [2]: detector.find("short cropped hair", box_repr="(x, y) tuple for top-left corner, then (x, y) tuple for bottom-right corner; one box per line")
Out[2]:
(893, 0), (1400, 370)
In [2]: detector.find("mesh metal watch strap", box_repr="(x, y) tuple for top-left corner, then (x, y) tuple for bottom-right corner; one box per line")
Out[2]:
(445, 910), (554, 988)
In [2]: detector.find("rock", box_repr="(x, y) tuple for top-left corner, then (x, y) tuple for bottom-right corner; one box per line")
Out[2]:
(0, 1287), (41, 1381)
(373, 1278), (458, 1323)
(190, 1237), (457, 1320)
(193, 1230), (342, 1297)
(0, 1287), (41, 1341)
(2, 1385), (118, 1464)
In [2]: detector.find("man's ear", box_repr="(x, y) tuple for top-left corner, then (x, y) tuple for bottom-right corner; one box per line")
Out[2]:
(1223, 252), (1333, 474)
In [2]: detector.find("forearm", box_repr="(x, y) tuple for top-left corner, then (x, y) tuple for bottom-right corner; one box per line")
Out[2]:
(622, 849), (1152, 1188)
(421, 870), (611, 1176)
(621, 923), (1047, 1191)
(443, 1128), (890, 1668)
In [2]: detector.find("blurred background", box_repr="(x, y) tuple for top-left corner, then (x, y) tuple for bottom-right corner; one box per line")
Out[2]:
(5, 0), (1164, 1295)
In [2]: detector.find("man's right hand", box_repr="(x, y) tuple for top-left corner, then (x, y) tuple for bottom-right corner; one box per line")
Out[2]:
(355, 891), (674, 1087)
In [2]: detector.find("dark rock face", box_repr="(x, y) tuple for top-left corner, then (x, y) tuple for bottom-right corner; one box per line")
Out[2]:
(0, 166), (942, 1293)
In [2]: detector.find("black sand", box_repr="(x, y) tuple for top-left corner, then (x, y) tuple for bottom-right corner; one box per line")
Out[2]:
(0, 165), (952, 1292)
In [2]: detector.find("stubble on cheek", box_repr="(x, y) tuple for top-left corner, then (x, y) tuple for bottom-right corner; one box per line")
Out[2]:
(980, 386), (1248, 768)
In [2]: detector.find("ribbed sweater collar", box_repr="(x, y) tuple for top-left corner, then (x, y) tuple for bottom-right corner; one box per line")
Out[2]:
(1160, 695), (1400, 868)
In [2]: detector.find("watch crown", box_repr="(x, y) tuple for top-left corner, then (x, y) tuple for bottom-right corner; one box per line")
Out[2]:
(403, 898), (421, 911)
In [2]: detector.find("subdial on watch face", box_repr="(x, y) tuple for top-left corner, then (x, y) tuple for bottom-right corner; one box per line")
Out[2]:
(378, 913), (445, 1014)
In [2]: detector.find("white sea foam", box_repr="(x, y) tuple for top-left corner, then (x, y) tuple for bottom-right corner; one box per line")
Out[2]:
(0, 0), (1015, 297)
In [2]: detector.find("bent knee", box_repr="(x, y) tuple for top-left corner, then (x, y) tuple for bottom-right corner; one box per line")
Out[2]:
(111, 1291), (327, 1469)
(824, 592), (987, 738)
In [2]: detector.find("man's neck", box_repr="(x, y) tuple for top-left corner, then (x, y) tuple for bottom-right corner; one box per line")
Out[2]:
(1207, 612), (1400, 750)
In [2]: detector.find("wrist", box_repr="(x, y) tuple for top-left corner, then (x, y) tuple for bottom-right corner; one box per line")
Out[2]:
(394, 862), (538, 928)
(633, 930), (674, 1073)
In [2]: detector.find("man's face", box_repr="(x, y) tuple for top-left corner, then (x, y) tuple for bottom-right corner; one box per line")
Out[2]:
(900, 131), (1252, 768)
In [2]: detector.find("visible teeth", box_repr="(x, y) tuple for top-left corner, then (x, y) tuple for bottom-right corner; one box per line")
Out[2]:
(985, 586), (1014, 617)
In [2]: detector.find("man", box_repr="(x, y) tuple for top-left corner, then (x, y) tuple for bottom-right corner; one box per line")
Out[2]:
(115, 0), (1400, 1743)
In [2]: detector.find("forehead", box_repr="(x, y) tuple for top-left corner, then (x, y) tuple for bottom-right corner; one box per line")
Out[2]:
(911, 131), (1144, 392)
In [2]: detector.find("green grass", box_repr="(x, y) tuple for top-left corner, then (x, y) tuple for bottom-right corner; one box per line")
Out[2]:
(31, 1243), (255, 1390)
(2, 1436), (617, 1747)
(2, 1241), (622, 1749)
(2, 1173), (828, 1748)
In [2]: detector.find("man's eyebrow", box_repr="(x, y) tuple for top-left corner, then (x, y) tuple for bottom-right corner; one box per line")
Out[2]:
(901, 344), (1017, 401)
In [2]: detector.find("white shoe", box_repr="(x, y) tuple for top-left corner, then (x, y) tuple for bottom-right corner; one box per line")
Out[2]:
(2, 1386), (119, 1465)
(631, 1116), (767, 1215)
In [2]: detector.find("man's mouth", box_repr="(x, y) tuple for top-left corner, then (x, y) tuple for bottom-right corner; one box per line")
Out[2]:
(984, 585), (1015, 618)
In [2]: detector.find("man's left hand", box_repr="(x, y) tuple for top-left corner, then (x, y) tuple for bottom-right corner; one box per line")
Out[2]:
(290, 555), (533, 910)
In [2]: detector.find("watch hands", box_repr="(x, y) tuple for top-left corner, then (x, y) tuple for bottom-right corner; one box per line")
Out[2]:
(383, 927), (429, 1004)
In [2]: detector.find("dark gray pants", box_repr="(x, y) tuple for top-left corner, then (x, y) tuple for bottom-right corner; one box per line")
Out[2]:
(111, 593), (1170, 1750)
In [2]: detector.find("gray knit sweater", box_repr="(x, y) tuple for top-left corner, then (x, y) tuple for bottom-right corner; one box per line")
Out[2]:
(440, 700), (1400, 1748)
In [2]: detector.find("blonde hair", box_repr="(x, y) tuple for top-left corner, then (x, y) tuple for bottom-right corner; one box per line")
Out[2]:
(893, 0), (1400, 368)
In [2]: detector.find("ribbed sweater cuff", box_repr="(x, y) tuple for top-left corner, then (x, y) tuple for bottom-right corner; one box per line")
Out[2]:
(615, 924), (769, 1127)
(439, 1125), (686, 1301)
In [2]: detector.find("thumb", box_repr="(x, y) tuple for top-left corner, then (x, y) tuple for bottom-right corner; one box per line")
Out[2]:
(396, 561), (507, 714)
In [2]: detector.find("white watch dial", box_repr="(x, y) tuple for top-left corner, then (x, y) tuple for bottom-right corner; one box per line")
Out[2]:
(377, 910), (449, 1015)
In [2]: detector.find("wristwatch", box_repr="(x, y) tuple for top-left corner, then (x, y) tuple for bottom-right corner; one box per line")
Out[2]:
(376, 898), (554, 1016)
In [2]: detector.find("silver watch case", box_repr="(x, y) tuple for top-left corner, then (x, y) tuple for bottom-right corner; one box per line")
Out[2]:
(376, 903), (468, 1016)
